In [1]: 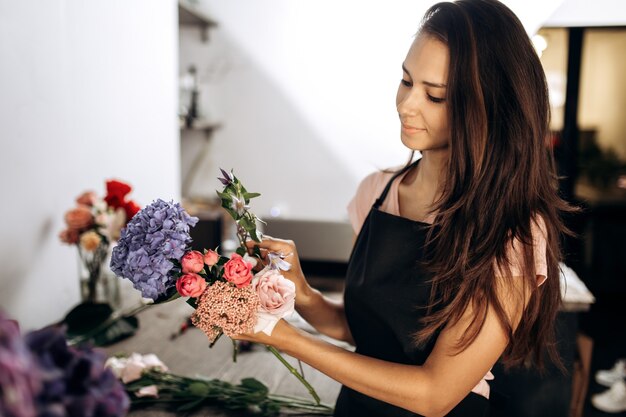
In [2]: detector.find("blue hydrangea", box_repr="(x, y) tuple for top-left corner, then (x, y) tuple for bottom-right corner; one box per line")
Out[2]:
(110, 199), (198, 300)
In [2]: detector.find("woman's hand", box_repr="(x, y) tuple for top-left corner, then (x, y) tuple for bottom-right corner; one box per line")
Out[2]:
(231, 318), (295, 349)
(245, 235), (314, 306)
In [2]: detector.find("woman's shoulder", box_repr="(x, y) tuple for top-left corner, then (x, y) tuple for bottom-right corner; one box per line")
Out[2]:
(346, 165), (405, 234)
(357, 164), (409, 199)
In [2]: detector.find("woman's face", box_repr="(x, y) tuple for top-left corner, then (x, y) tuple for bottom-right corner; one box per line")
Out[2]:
(396, 34), (450, 153)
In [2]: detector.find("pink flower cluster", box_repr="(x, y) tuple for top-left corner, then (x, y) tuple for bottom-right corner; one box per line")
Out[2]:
(191, 281), (260, 343)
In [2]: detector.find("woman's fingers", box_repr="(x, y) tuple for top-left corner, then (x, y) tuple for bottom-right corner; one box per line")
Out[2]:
(245, 235), (294, 255)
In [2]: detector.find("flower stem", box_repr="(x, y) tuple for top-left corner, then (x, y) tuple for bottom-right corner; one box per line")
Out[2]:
(232, 339), (238, 363)
(266, 345), (321, 405)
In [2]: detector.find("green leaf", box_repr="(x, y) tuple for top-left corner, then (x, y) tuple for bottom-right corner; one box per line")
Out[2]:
(250, 228), (261, 242)
(188, 381), (211, 397)
(235, 247), (245, 257)
(240, 378), (269, 395)
(186, 297), (198, 309)
(92, 315), (139, 346)
(244, 192), (261, 200)
(239, 216), (256, 230)
(216, 190), (230, 200)
(176, 397), (206, 412)
(152, 288), (181, 304)
(63, 302), (113, 338)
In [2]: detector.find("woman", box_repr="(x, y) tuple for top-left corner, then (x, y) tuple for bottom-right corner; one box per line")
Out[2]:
(237, 0), (572, 415)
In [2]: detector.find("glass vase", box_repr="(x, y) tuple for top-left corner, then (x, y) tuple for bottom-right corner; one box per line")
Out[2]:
(77, 242), (121, 310)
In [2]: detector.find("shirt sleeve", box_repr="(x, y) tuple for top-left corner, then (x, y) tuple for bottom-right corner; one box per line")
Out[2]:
(496, 215), (548, 285)
(346, 171), (385, 235)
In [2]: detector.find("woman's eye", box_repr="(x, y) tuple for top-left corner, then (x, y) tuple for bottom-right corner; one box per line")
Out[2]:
(428, 94), (445, 104)
(400, 79), (412, 87)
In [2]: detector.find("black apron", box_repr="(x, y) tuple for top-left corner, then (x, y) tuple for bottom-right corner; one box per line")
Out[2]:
(335, 158), (490, 417)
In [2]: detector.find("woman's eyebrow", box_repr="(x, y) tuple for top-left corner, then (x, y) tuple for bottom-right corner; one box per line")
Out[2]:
(402, 62), (447, 88)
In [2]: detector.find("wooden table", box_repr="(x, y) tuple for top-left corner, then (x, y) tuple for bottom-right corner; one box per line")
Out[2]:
(103, 297), (342, 417)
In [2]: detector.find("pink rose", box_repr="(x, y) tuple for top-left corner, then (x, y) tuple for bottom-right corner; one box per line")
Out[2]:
(59, 229), (79, 244)
(223, 253), (253, 288)
(64, 206), (94, 231)
(176, 273), (207, 298)
(75, 191), (97, 207)
(204, 249), (219, 267)
(251, 267), (296, 335)
(181, 250), (205, 273)
(252, 267), (296, 316)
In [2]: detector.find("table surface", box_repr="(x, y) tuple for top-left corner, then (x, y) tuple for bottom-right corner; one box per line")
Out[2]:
(103, 296), (343, 417)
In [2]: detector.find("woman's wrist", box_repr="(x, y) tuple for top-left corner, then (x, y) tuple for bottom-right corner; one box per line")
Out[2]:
(295, 284), (318, 309)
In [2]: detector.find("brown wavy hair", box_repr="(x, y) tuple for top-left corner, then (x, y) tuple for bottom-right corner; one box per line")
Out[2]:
(394, 0), (576, 371)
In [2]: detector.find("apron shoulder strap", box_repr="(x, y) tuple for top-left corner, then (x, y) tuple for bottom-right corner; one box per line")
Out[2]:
(373, 159), (420, 209)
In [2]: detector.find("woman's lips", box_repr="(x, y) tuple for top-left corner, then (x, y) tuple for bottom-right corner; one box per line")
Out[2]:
(402, 123), (425, 133)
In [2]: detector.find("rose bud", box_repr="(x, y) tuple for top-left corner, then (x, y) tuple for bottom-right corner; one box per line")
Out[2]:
(181, 250), (205, 273)
(203, 249), (219, 267)
(59, 229), (80, 244)
(76, 191), (97, 207)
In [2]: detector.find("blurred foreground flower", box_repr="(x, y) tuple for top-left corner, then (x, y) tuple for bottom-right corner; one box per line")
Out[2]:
(0, 312), (40, 417)
(0, 310), (129, 417)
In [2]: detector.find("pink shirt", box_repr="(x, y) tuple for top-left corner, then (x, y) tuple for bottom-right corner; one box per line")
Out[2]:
(346, 165), (549, 399)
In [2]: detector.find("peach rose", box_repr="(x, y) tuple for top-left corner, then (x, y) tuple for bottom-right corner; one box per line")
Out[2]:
(203, 249), (219, 267)
(59, 229), (80, 244)
(181, 250), (205, 274)
(223, 253), (253, 288)
(64, 205), (94, 230)
(75, 191), (97, 207)
(252, 267), (296, 335)
(175, 273), (207, 298)
(79, 230), (102, 252)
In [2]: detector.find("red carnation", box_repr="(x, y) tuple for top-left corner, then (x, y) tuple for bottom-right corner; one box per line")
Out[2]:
(124, 200), (141, 221)
(105, 180), (132, 209)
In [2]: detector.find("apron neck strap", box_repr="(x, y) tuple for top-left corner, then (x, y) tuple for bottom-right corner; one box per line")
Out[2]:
(373, 158), (420, 209)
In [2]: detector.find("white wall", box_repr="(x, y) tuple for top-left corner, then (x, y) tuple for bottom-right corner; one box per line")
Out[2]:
(179, 0), (564, 222)
(544, 0), (626, 27)
(0, 0), (179, 330)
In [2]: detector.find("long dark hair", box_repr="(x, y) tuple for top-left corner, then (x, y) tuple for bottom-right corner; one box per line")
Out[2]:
(394, 0), (576, 371)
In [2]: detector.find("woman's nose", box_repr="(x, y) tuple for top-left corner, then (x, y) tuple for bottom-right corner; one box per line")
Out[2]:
(397, 91), (422, 117)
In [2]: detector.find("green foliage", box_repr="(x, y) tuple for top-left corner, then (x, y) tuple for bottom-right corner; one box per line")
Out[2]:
(124, 370), (333, 416)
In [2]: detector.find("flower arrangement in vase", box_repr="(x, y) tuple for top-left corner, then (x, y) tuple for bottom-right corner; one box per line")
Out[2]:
(59, 179), (140, 308)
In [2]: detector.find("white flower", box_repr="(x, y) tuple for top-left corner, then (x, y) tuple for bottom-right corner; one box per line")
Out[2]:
(105, 353), (169, 384)
(135, 385), (159, 398)
(230, 195), (249, 216)
(97, 208), (127, 241)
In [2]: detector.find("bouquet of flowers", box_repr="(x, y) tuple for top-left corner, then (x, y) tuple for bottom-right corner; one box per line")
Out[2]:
(105, 353), (333, 416)
(0, 310), (129, 417)
(109, 169), (323, 407)
(60, 179), (140, 305)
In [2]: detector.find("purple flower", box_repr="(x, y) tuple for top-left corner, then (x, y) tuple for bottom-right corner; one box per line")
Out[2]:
(267, 252), (292, 272)
(24, 325), (129, 417)
(0, 311), (40, 417)
(218, 168), (234, 186)
(110, 199), (198, 300)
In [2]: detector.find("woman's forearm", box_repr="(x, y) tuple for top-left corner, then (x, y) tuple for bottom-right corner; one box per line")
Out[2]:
(275, 322), (445, 417)
(296, 286), (354, 344)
